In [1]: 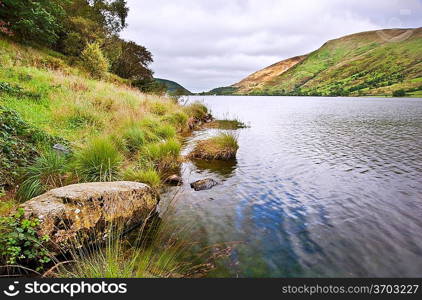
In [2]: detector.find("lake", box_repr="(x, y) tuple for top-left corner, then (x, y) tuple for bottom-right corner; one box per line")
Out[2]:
(161, 96), (422, 277)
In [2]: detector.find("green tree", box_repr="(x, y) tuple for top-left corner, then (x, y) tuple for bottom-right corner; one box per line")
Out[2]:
(81, 42), (109, 78)
(0, 0), (67, 45)
(111, 40), (153, 80)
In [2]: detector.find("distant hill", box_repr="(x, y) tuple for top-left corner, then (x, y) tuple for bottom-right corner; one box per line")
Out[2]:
(154, 78), (192, 95)
(208, 28), (422, 97)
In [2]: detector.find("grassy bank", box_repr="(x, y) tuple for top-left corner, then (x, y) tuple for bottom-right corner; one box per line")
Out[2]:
(0, 37), (209, 201)
(0, 37), (215, 275)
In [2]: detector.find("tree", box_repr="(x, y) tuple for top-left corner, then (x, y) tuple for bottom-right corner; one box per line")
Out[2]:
(111, 40), (153, 81)
(0, 0), (67, 45)
(81, 42), (109, 78)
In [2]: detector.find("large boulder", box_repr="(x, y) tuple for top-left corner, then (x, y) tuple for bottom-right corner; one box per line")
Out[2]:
(21, 181), (158, 252)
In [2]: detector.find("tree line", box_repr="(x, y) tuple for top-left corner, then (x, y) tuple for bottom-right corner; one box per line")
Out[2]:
(0, 0), (166, 93)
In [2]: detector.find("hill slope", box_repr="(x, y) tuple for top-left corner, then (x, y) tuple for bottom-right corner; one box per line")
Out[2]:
(216, 28), (422, 97)
(155, 78), (192, 95)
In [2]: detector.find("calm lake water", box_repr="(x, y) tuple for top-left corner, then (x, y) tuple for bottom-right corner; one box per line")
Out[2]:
(162, 96), (422, 277)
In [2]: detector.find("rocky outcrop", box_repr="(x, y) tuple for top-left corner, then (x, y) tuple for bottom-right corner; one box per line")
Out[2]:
(21, 181), (158, 252)
(190, 178), (219, 191)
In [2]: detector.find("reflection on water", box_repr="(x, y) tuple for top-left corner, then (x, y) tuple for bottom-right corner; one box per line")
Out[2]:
(161, 96), (422, 277)
(191, 158), (237, 177)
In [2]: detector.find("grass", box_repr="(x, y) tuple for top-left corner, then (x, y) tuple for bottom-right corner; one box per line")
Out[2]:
(122, 168), (161, 189)
(141, 138), (182, 173)
(16, 151), (67, 202)
(73, 136), (123, 182)
(50, 205), (230, 278)
(189, 132), (239, 160)
(204, 118), (248, 130)
(183, 101), (208, 119)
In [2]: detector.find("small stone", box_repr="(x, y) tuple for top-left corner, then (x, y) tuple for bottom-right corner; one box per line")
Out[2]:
(53, 143), (70, 154)
(166, 174), (182, 185)
(190, 178), (219, 191)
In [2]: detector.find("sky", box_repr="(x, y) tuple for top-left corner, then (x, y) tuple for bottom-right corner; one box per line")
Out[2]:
(121, 0), (422, 92)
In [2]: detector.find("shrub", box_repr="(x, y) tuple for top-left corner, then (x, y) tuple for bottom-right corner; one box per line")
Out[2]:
(392, 89), (406, 97)
(189, 132), (239, 160)
(81, 43), (109, 79)
(0, 208), (51, 272)
(16, 151), (67, 202)
(73, 137), (122, 182)
(122, 167), (161, 189)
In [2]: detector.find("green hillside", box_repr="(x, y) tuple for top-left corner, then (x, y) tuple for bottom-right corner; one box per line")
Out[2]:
(212, 28), (422, 97)
(155, 78), (192, 95)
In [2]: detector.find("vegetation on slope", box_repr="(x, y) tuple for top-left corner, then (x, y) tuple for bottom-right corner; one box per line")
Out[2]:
(209, 28), (422, 97)
(155, 78), (192, 95)
(0, 37), (213, 274)
(0, 37), (207, 198)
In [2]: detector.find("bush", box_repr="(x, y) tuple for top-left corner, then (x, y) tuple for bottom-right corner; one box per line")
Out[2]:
(73, 137), (122, 182)
(16, 152), (67, 202)
(81, 43), (109, 79)
(0, 208), (51, 272)
(392, 89), (406, 97)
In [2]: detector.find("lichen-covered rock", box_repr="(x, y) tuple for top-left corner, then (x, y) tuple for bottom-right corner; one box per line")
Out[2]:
(190, 178), (219, 191)
(21, 181), (158, 252)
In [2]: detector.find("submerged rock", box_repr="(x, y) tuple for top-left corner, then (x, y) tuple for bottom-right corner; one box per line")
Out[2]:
(190, 178), (219, 191)
(166, 174), (183, 185)
(21, 181), (158, 252)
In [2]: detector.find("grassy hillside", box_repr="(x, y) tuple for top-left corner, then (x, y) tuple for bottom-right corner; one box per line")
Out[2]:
(155, 78), (192, 95)
(216, 28), (422, 97)
(0, 37), (208, 199)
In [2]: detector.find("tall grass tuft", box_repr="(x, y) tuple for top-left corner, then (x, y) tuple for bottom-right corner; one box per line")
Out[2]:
(17, 151), (67, 202)
(189, 132), (239, 160)
(183, 101), (208, 119)
(121, 123), (146, 153)
(73, 137), (122, 182)
(141, 138), (181, 173)
(53, 208), (230, 278)
(163, 111), (188, 132)
(122, 167), (161, 189)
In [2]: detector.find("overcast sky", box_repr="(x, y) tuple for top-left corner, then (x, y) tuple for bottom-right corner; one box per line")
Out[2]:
(121, 0), (422, 92)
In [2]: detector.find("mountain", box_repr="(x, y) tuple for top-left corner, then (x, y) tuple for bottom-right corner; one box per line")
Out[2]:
(154, 78), (192, 95)
(210, 28), (422, 97)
